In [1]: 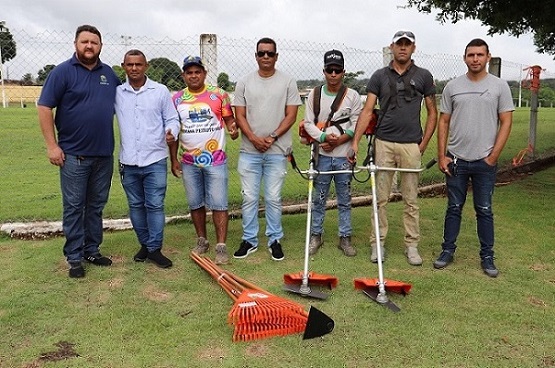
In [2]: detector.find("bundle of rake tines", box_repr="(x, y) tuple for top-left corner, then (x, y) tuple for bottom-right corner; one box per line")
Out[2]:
(190, 252), (334, 342)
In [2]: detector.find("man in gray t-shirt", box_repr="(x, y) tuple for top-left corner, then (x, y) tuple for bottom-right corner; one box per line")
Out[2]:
(433, 38), (514, 278)
(232, 37), (302, 262)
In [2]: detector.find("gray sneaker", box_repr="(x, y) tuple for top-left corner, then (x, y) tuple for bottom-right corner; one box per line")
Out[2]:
(338, 236), (356, 257)
(371, 245), (385, 263)
(405, 246), (423, 266)
(193, 237), (209, 255)
(214, 243), (230, 265)
(308, 234), (323, 255)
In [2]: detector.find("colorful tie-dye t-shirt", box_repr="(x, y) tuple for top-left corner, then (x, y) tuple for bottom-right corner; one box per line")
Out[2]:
(173, 85), (233, 167)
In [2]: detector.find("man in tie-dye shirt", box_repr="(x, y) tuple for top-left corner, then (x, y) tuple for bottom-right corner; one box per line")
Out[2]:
(169, 56), (239, 265)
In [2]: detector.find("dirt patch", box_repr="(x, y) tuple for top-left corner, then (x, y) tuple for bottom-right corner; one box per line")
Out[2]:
(23, 341), (79, 367)
(245, 342), (270, 357)
(142, 284), (172, 302)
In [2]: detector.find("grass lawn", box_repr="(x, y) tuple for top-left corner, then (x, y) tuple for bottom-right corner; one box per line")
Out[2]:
(1, 106), (554, 222)
(0, 167), (554, 367)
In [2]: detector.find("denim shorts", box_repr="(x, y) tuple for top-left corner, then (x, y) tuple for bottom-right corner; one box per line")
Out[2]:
(181, 163), (228, 211)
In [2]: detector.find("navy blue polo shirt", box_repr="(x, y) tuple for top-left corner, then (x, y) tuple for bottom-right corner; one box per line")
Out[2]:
(38, 53), (120, 156)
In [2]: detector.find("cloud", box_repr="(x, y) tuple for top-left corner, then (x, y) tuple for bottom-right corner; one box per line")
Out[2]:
(3, 0), (555, 79)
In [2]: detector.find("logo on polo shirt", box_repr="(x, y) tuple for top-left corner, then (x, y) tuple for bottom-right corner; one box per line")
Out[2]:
(99, 75), (109, 85)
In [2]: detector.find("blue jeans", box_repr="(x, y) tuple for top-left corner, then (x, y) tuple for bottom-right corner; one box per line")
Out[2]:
(238, 152), (287, 247)
(181, 163), (228, 211)
(60, 155), (113, 263)
(311, 156), (352, 237)
(120, 158), (167, 252)
(442, 154), (497, 258)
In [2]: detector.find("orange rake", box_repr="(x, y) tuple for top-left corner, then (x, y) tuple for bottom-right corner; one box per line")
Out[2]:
(190, 252), (334, 341)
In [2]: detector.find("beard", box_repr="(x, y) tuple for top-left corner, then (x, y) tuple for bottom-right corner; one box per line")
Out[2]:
(76, 49), (100, 67)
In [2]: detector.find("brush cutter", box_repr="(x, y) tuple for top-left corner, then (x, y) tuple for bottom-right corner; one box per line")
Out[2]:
(190, 252), (335, 341)
(283, 143), (354, 300)
(351, 135), (436, 312)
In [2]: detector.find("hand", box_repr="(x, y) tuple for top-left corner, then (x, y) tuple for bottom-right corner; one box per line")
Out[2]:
(170, 160), (182, 178)
(165, 129), (176, 143)
(251, 135), (272, 152)
(228, 122), (239, 140)
(47, 145), (65, 167)
(347, 146), (357, 164)
(439, 156), (452, 176)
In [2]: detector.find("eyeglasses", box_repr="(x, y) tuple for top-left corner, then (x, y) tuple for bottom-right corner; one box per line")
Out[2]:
(393, 31), (415, 39)
(256, 50), (277, 58)
(324, 67), (344, 75)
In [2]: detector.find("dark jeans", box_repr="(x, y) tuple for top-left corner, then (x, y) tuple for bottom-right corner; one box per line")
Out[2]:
(60, 155), (113, 263)
(120, 158), (167, 252)
(442, 154), (497, 258)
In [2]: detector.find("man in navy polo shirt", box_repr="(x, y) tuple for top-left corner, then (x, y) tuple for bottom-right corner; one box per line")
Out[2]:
(38, 25), (120, 278)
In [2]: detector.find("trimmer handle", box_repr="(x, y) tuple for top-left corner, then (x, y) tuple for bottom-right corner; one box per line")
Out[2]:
(424, 158), (437, 170)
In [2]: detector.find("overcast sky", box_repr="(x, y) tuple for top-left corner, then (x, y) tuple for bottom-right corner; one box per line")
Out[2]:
(4, 0), (555, 78)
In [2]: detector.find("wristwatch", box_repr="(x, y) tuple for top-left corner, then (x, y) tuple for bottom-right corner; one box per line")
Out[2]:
(270, 131), (279, 141)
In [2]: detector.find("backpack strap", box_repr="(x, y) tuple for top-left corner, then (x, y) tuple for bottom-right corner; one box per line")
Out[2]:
(312, 84), (348, 127)
(312, 85), (323, 125)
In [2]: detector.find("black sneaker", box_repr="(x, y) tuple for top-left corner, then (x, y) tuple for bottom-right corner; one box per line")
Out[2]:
(134, 246), (148, 262)
(147, 249), (173, 268)
(233, 240), (257, 259)
(84, 253), (113, 266)
(69, 263), (85, 278)
(269, 240), (284, 261)
(433, 250), (454, 269)
(481, 256), (499, 278)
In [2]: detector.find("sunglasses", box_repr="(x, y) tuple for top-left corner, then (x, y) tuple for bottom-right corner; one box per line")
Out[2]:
(324, 67), (344, 75)
(256, 50), (277, 58)
(393, 31), (415, 39)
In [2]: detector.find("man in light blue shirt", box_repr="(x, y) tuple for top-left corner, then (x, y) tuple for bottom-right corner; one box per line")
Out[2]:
(115, 49), (179, 268)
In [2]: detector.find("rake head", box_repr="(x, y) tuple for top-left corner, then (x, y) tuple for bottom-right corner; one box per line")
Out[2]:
(283, 271), (339, 289)
(190, 252), (335, 341)
(354, 278), (412, 295)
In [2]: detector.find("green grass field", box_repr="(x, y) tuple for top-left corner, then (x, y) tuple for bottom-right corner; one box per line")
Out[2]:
(1, 106), (554, 223)
(0, 167), (554, 367)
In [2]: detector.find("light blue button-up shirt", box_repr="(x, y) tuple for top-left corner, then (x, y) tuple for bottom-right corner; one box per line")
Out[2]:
(115, 77), (180, 167)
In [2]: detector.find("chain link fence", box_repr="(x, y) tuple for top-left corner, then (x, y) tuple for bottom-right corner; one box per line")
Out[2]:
(1, 28), (554, 220)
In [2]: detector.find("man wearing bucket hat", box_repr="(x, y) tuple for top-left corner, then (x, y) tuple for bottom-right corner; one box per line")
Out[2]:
(351, 30), (437, 266)
(170, 55), (239, 265)
(303, 49), (362, 257)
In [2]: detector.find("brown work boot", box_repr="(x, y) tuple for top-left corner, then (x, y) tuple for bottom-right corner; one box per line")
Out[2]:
(370, 245), (385, 263)
(308, 234), (323, 255)
(193, 237), (209, 254)
(405, 246), (423, 266)
(338, 236), (356, 257)
(214, 243), (230, 265)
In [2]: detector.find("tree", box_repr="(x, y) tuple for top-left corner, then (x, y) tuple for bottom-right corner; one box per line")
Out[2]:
(407, 0), (555, 56)
(147, 57), (185, 91)
(112, 65), (126, 83)
(0, 21), (17, 65)
(21, 73), (34, 85)
(37, 64), (56, 85)
(343, 70), (366, 95)
(217, 72), (233, 91)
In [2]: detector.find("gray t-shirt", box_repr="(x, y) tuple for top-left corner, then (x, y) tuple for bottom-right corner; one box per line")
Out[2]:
(233, 70), (302, 154)
(441, 73), (514, 161)
(303, 86), (362, 157)
(366, 63), (435, 143)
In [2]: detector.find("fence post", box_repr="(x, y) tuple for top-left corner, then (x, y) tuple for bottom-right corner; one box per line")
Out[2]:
(0, 45), (5, 108)
(200, 34), (217, 86)
(527, 65), (542, 159)
(488, 57), (501, 77)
